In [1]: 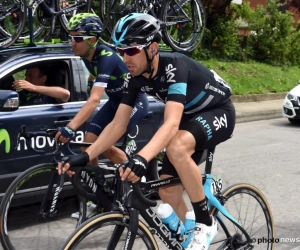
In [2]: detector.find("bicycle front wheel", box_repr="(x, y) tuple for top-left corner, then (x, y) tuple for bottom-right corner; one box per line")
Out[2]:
(0, 0), (26, 48)
(160, 0), (206, 52)
(60, 212), (158, 250)
(211, 183), (275, 250)
(0, 163), (86, 250)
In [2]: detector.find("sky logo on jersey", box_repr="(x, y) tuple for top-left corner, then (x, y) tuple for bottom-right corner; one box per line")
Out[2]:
(165, 64), (176, 83)
(0, 129), (10, 154)
(213, 114), (227, 131)
(195, 116), (212, 140)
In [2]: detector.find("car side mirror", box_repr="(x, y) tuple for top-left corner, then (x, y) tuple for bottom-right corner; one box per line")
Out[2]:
(298, 80), (300, 85)
(0, 90), (19, 112)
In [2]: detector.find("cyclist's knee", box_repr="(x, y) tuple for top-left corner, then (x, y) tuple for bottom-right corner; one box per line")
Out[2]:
(167, 131), (196, 163)
(103, 146), (115, 158)
(84, 132), (98, 143)
(102, 146), (127, 164)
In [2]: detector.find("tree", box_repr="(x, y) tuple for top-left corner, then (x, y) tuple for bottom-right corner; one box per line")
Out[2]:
(202, 0), (233, 28)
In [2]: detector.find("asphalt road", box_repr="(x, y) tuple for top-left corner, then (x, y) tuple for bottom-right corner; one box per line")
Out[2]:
(1, 118), (299, 250)
(210, 117), (300, 250)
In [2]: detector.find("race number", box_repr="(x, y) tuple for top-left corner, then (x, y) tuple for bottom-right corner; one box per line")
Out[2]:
(211, 176), (222, 194)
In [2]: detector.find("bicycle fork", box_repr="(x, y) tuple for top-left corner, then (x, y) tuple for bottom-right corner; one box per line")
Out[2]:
(39, 172), (65, 218)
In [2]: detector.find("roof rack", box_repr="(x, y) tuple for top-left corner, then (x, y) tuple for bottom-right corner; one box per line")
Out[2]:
(0, 43), (72, 65)
(0, 43), (72, 53)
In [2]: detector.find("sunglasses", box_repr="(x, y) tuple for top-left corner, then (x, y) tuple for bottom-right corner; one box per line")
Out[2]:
(70, 35), (94, 43)
(116, 44), (149, 57)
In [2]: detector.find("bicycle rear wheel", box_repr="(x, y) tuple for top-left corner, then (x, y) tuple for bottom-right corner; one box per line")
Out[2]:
(57, 0), (92, 33)
(95, 0), (140, 48)
(17, 4), (46, 43)
(0, 0), (26, 48)
(211, 183), (275, 250)
(0, 163), (86, 250)
(160, 0), (206, 52)
(60, 212), (158, 250)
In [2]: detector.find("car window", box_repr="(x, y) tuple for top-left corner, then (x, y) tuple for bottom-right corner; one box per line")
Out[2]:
(8, 62), (71, 106)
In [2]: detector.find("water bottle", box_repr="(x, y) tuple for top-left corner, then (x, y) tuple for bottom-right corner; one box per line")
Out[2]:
(157, 203), (185, 241)
(181, 211), (195, 248)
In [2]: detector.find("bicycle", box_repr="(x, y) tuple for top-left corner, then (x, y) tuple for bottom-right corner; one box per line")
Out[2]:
(91, 0), (206, 52)
(0, 0), (91, 48)
(0, 123), (161, 250)
(60, 146), (275, 250)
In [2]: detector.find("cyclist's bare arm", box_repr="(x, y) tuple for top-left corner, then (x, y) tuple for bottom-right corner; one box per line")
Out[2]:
(58, 103), (132, 173)
(121, 101), (184, 182)
(67, 86), (105, 130)
(55, 86), (105, 142)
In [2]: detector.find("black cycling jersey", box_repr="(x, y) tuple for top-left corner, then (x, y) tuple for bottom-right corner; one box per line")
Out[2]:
(82, 44), (128, 102)
(121, 52), (232, 114)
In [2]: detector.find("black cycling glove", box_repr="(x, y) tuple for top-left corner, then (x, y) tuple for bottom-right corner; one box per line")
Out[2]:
(124, 154), (148, 178)
(61, 152), (90, 168)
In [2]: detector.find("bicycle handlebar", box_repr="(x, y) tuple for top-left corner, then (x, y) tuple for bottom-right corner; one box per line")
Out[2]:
(131, 182), (157, 207)
(71, 165), (100, 202)
(16, 125), (58, 154)
(118, 162), (157, 208)
(16, 124), (91, 155)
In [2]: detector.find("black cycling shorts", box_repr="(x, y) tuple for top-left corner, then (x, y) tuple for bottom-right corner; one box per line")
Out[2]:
(160, 99), (236, 177)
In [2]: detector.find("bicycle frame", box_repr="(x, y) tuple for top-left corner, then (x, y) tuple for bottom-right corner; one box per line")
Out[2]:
(16, 124), (134, 220)
(117, 147), (253, 250)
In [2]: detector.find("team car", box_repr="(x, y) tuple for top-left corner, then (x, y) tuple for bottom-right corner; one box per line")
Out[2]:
(282, 80), (300, 124)
(0, 44), (165, 199)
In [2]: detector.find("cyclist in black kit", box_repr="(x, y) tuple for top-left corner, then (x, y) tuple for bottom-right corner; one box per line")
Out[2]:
(58, 13), (235, 249)
(55, 13), (149, 165)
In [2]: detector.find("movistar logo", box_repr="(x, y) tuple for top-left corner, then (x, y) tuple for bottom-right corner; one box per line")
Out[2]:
(100, 50), (113, 57)
(0, 129), (10, 153)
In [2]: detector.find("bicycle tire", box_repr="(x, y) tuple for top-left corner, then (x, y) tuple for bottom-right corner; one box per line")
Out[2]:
(16, 3), (46, 43)
(60, 212), (159, 250)
(0, 163), (87, 250)
(96, 0), (141, 48)
(57, 0), (92, 33)
(0, 0), (27, 48)
(210, 183), (275, 250)
(160, 0), (206, 52)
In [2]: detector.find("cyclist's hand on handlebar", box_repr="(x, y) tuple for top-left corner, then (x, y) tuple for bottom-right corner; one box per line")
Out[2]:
(55, 126), (75, 143)
(58, 152), (90, 176)
(120, 155), (147, 183)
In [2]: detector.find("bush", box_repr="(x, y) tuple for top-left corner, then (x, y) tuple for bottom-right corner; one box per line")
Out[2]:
(247, 0), (294, 65)
(193, 0), (300, 67)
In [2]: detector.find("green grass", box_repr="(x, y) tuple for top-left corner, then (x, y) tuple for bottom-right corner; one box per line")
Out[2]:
(200, 59), (299, 95)
(13, 54), (299, 96)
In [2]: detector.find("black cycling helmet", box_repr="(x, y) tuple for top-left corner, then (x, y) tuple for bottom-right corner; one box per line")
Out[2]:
(112, 13), (161, 46)
(68, 13), (104, 38)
